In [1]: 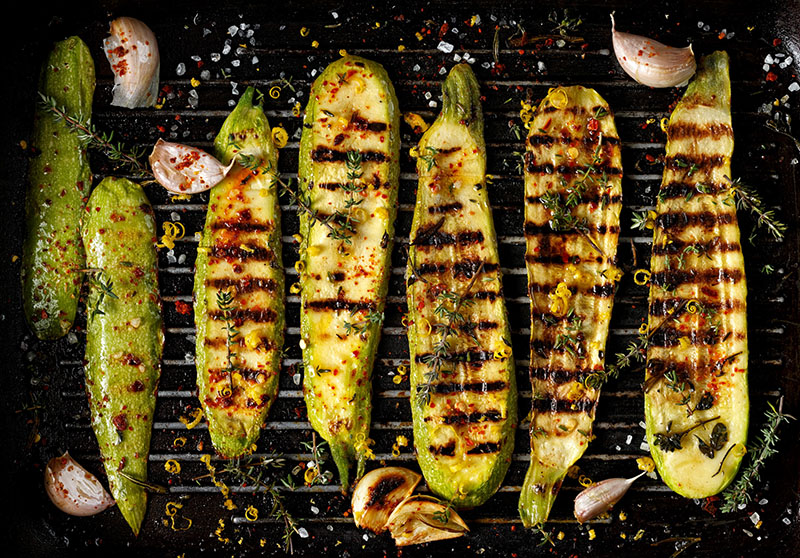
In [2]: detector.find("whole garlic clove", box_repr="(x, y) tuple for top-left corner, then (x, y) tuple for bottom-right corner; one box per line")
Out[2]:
(351, 467), (422, 533)
(386, 495), (469, 546)
(149, 138), (235, 195)
(611, 14), (696, 88)
(104, 17), (161, 108)
(573, 472), (646, 523)
(44, 452), (115, 516)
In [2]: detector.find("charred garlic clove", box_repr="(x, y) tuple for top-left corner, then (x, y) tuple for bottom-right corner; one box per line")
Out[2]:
(386, 495), (469, 546)
(573, 472), (646, 523)
(148, 138), (235, 195)
(611, 14), (696, 88)
(44, 452), (116, 516)
(104, 16), (161, 108)
(351, 467), (422, 533)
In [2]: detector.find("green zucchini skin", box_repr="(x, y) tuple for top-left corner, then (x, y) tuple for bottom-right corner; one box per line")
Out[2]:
(194, 86), (285, 458)
(645, 51), (748, 498)
(83, 177), (163, 535)
(298, 55), (400, 489)
(22, 36), (95, 339)
(407, 64), (517, 509)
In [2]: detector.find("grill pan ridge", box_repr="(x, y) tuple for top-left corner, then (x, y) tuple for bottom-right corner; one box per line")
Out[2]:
(2, 1), (800, 556)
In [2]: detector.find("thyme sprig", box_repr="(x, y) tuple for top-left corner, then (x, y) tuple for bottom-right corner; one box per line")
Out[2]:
(720, 397), (795, 513)
(723, 176), (787, 242)
(343, 309), (384, 337)
(38, 93), (151, 179)
(85, 269), (119, 322)
(416, 263), (484, 405)
(652, 415), (721, 453)
(216, 289), (240, 392)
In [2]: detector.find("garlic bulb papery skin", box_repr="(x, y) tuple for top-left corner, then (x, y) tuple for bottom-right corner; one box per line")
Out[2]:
(611, 14), (696, 88)
(573, 472), (645, 523)
(44, 452), (115, 517)
(104, 17), (160, 108)
(149, 138), (235, 194)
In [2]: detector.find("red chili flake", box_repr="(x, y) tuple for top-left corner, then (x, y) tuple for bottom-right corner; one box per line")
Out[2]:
(773, 38), (782, 47)
(702, 495), (720, 516)
(129, 380), (145, 392)
(175, 300), (192, 315)
(112, 413), (129, 431)
(766, 71), (778, 82)
(587, 118), (599, 132)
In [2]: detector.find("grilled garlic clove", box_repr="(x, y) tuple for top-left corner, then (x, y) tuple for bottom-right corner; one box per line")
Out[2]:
(573, 472), (646, 523)
(611, 14), (696, 88)
(149, 138), (235, 194)
(104, 17), (160, 108)
(386, 495), (469, 546)
(351, 467), (422, 533)
(44, 452), (115, 516)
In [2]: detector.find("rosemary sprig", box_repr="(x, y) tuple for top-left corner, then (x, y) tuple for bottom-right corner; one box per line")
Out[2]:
(216, 289), (240, 392)
(416, 263), (484, 405)
(720, 397), (795, 513)
(85, 269), (119, 322)
(723, 176), (787, 242)
(38, 93), (151, 179)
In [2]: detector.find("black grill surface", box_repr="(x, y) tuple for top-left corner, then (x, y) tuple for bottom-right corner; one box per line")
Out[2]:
(2, 1), (800, 557)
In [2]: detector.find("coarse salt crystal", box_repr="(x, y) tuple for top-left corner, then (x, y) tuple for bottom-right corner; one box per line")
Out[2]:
(639, 421), (647, 429)
(429, 100), (438, 108)
(598, 48), (610, 56)
(228, 25), (238, 37)
(178, 254), (186, 264)
(332, 11), (338, 19)
(363, 533), (369, 541)
(697, 21), (704, 28)
(439, 66), (447, 75)
(210, 52), (221, 62)
(424, 91), (432, 99)
(763, 64), (771, 72)
(750, 512), (761, 525)
(556, 39), (566, 48)
(293, 372), (301, 385)
(222, 43), (231, 55)
(743, 529), (754, 537)
(437, 41), (454, 53)
(412, 64), (421, 72)
(765, 54), (774, 65)
(537, 61), (547, 72)
(298, 527), (309, 539)
(252, 56), (259, 65)
(232, 59), (240, 67)
(311, 506), (319, 514)
(640, 442), (650, 451)
(783, 517), (792, 525)
(203, 28), (211, 37)
(759, 498), (769, 505)
(454, 54), (462, 62)
(176, 63), (186, 76)
(625, 435), (632, 445)
(786, 56), (794, 65)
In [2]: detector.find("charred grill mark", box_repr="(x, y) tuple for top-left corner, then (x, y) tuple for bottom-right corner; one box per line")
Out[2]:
(210, 244), (273, 261)
(365, 475), (405, 507)
(427, 410), (504, 425)
(427, 380), (508, 395)
(428, 201), (463, 214)
(649, 297), (740, 317)
(429, 442), (456, 456)
(463, 320), (499, 331)
(467, 442), (501, 454)
(668, 122), (733, 141)
(525, 253), (605, 266)
(529, 282), (615, 299)
(657, 181), (725, 200)
(210, 220), (272, 232)
(206, 277), (278, 293)
(528, 134), (620, 147)
(416, 260), (499, 278)
(205, 336), (275, 351)
(414, 230), (485, 249)
(467, 289), (502, 302)
(524, 221), (620, 236)
(525, 157), (622, 177)
(311, 146), (388, 163)
(665, 154), (727, 173)
(530, 366), (592, 385)
(411, 217), (445, 246)
(305, 299), (377, 313)
(327, 271), (346, 282)
(655, 210), (735, 232)
(416, 262), (449, 276)
(526, 193), (622, 206)
(531, 396), (597, 414)
(350, 113), (388, 132)
(415, 349), (495, 365)
(652, 237), (741, 257)
(317, 178), (388, 191)
(648, 325), (743, 348)
(209, 308), (277, 324)
(540, 104), (609, 116)
(650, 267), (743, 290)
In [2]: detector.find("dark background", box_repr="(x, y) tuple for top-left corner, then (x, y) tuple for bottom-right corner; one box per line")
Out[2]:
(2, 1), (800, 556)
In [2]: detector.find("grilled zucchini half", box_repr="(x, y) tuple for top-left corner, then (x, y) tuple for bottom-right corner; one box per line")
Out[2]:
(520, 86), (622, 526)
(407, 64), (517, 509)
(298, 56), (400, 489)
(645, 51), (748, 498)
(83, 177), (163, 535)
(194, 86), (285, 458)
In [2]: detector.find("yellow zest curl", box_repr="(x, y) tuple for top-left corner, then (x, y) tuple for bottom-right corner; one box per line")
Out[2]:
(165, 459), (181, 474)
(272, 126), (289, 149)
(633, 269), (651, 286)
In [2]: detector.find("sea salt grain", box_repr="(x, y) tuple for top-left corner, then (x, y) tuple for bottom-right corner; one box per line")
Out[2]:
(625, 434), (632, 445)
(298, 527), (309, 539)
(439, 67), (447, 75)
(750, 512), (761, 525)
(765, 54), (774, 65)
(176, 62), (186, 76)
(210, 52), (221, 62)
(640, 442), (650, 451)
(437, 41), (454, 53)
(783, 517), (792, 525)
(227, 25), (239, 37)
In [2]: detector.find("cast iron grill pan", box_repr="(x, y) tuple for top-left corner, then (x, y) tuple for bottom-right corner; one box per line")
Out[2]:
(3, 1), (799, 556)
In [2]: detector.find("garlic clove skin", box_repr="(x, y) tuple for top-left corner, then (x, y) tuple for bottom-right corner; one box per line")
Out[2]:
(611, 14), (696, 88)
(149, 138), (235, 195)
(44, 452), (115, 517)
(386, 495), (469, 546)
(573, 472), (645, 523)
(104, 17), (160, 108)
(351, 467), (422, 533)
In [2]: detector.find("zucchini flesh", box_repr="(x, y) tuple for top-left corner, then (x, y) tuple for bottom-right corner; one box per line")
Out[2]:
(645, 51), (748, 498)
(22, 36), (95, 339)
(520, 86), (622, 526)
(298, 56), (400, 489)
(407, 64), (517, 509)
(83, 177), (163, 535)
(194, 87), (285, 458)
